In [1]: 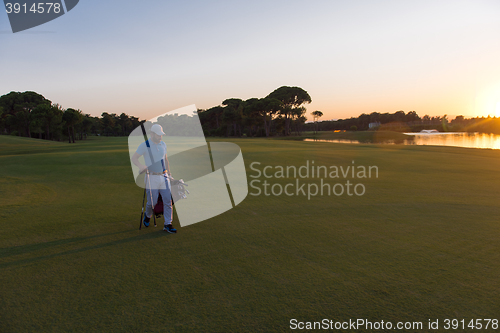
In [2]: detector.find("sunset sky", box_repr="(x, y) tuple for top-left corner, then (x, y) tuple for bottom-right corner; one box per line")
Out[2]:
(1, 0), (500, 121)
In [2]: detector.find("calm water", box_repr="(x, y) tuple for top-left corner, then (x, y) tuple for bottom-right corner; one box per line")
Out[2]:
(305, 133), (500, 150)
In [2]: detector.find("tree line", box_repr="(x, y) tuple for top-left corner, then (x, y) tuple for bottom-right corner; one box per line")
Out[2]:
(198, 86), (311, 137)
(1, 87), (313, 142)
(305, 110), (500, 134)
(0, 91), (142, 142)
(306, 110), (423, 132)
(448, 115), (500, 134)
(5, 90), (498, 141)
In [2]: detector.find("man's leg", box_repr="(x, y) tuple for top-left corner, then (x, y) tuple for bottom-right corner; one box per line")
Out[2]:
(144, 188), (159, 227)
(160, 189), (173, 225)
(160, 179), (176, 233)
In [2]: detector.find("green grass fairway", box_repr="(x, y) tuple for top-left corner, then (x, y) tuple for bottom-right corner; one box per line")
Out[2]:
(1, 135), (499, 332)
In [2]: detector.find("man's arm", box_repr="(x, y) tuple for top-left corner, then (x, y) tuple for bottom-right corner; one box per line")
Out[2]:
(164, 153), (171, 176)
(132, 152), (148, 174)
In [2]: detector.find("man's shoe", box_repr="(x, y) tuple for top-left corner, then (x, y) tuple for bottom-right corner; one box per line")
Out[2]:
(163, 224), (177, 233)
(143, 215), (150, 227)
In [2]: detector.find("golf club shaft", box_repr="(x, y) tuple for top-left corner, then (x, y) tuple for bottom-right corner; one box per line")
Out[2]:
(139, 186), (146, 230)
(147, 171), (157, 227)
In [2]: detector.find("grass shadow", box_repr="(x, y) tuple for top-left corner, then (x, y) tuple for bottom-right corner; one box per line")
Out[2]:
(0, 230), (167, 268)
(0, 230), (134, 259)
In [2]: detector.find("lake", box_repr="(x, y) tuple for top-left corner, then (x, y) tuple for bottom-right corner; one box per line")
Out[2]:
(305, 132), (500, 150)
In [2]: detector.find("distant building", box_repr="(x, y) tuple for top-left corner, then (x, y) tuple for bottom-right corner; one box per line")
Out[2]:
(369, 122), (381, 129)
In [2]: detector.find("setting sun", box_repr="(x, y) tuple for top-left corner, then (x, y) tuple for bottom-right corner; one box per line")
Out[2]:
(474, 78), (500, 118)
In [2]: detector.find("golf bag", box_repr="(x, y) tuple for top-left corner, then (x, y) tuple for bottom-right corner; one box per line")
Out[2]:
(152, 178), (189, 218)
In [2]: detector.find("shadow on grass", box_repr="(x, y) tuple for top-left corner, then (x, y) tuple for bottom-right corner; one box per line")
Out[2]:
(0, 230), (133, 258)
(0, 230), (167, 268)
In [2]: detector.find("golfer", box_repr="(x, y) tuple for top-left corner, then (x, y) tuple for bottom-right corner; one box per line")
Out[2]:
(131, 124), (177, 233)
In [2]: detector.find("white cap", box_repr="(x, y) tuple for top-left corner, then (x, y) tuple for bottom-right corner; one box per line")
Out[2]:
(151, 124), (165, 136)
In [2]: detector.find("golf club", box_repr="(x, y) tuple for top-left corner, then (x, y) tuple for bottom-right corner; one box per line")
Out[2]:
(139, 186), (146, 230)
(146, 170), (157, 227)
